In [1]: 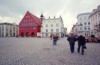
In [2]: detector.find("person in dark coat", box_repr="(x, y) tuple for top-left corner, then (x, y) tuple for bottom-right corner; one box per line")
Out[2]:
(67, 33), (77, 53)
(77, 34), (86, 55)
(53, 35), (59, 45)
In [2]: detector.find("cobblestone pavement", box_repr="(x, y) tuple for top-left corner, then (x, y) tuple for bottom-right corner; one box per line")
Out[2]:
(0, 37), (100, 65)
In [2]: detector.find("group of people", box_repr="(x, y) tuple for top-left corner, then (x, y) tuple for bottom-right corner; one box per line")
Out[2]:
(67, 33), (86, 55)
(50, 33), (86, 55)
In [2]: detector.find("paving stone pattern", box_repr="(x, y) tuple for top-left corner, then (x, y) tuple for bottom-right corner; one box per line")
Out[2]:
(0, 37), (100, 65)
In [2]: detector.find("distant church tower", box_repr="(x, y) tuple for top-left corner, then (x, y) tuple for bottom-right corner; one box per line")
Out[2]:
(40, 13), (45, 20)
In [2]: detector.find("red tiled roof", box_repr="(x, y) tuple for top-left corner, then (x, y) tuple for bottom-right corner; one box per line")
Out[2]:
(28, 11), (42, 25)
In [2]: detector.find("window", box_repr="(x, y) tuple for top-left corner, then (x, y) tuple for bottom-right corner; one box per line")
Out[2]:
(95, 15), (97, 20)
(32, 23), (34, 25)
(46, 24), (48, 27)
(51, 29), (53, 32)
(56, 29), (59, 32)
(29, 19), (30, 21)
(26, 16), (30, 18)
(31, 23), (32, 25)
(26, 20), (27, 22)
(80, 27), (82, 30)
(56, 23), (59, 27)
(31, 19), (32, 21)
(51, 24), (53, 27)
(33, 27), (36, 30)
(98, 13), (100, 19)
(84, 27), (87, 30)
(25, 23), (27, 25)
(84, 22), (86, 25)
(28, 23), (30, 25)
(46, 29), (48, 32)
(80, 23), (83, 26)
(88, 22), (90, 25)
(93, 16), (94, 21)
(88, 27), (90, 30)
(84, 17), (86, 20)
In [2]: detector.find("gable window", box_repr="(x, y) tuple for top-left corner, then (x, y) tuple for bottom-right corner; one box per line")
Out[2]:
(25, 23), (27, 25)
(26, 16), (30, 18)
(29, 19), (30, 21)
(32, 23), (34, 25)
(31, 19), (32, 21)
(26, 20), (27, 22)
(30, 23), (32, 25)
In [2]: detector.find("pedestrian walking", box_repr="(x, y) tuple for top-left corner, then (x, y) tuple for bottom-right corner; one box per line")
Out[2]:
(77, 34), (86, 55)
(53, 34), (59, 45)
(50, 34), (53, 40)
(67, 33), (77, 53)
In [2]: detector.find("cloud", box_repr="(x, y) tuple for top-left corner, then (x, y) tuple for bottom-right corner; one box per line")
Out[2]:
(0, 0), (100, 32)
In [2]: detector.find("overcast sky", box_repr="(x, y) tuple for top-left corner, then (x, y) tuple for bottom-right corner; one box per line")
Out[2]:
(0, 0), (100, 32)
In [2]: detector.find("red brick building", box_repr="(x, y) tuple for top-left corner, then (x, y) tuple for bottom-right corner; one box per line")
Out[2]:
(19, 11), (42, 37)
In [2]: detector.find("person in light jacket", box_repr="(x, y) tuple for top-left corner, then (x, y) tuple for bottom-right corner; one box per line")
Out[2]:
(52, 35), (59, 45)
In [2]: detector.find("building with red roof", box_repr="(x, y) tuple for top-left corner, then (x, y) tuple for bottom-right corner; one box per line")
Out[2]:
(19, 11), (42, 37)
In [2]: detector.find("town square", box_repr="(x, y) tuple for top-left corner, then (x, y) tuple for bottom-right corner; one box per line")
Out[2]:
(0, 37), (100, 65)
(0, 0), (100, 65)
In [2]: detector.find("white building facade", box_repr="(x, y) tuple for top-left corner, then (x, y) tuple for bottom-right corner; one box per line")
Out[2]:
(41, 16), (64, 37)
(77, 13), (91, 36)
(72, 23), (78, 35)
(0, 22), (18, 37)
(90, 5), (100, 37)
